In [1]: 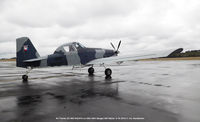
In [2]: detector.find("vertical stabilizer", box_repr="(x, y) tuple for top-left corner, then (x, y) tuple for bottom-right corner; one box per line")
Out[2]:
(16, 37), (40, 67)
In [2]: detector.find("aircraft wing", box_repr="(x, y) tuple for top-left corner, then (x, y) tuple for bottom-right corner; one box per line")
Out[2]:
(87, 48), (183, 65)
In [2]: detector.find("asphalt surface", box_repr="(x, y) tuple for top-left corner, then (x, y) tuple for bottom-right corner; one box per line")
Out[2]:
(0, 61), (200, 122)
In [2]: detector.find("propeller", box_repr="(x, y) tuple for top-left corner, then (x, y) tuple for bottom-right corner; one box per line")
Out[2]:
(110, 40), (121, 55)
(110, 42), (116, 50)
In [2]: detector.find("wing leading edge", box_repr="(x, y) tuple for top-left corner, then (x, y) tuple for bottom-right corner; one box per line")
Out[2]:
(87, 48), (183, 65)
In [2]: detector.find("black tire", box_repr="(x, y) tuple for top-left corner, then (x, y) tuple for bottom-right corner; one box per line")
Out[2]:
(22, 75), (28, 82)
(88, 67), (94, 75)
(105, 68), (112, 76)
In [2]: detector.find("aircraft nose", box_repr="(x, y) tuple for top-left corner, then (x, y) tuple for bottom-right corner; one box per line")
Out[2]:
(114, 50), (120, 55)
(104, 49), (116, 57)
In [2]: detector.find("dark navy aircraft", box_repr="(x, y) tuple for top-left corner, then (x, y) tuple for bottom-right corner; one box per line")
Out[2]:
(16, 37), (181, 82)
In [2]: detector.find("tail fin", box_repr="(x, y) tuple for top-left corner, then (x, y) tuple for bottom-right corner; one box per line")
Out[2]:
(16, 37), (40, 68)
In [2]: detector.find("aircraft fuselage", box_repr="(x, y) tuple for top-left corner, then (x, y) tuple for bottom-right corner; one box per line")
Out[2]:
(45, 48), (115, 67)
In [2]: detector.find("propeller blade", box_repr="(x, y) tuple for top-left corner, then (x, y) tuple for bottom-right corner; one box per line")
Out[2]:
(110, 42), (116, 50)
(117, 40), (121, 51)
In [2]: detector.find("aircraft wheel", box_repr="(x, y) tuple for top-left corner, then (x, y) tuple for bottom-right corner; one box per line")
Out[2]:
(88, 67), (94, 75)
(105, 68), (112, 77)
(22, 75), (28, 82)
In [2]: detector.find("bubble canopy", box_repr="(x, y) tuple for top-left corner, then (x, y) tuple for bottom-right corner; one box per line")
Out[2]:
(54, 42), (86, 53)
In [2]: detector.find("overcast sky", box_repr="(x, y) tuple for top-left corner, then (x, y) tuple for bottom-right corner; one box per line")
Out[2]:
(0, 0), (200, 58)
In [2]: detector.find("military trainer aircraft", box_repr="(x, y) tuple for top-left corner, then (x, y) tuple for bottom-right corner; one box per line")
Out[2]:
(16, 37), (182, 82)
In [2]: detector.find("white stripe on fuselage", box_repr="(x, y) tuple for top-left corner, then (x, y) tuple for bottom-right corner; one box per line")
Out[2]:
(95, 49), (105, 59)
(66, 52), (81, 66)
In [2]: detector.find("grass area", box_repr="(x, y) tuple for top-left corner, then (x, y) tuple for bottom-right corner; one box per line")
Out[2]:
(140, 57), (200, 61)
(1, 57), (200, 62)
(0, 59), (16, 62)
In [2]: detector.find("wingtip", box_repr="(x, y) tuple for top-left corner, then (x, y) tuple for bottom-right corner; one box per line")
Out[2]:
(167, 48), (183, 57)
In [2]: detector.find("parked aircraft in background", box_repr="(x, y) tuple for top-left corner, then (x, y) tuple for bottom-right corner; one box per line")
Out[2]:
(16, 37), (182, 82)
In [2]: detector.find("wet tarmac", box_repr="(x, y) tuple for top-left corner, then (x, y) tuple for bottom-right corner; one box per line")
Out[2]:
(0, 61), (200, 122)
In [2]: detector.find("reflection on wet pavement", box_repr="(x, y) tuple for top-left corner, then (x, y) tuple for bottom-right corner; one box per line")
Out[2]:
(0, 61), (200, 122)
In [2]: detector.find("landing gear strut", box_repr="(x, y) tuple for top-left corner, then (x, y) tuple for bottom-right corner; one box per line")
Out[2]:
(22, 67), (32, 83)
(88, 67), (94, 76)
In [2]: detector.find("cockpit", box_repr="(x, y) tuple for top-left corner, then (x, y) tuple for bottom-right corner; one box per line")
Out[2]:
(73, 42), (85, 50)
(54, 42), (86, 54)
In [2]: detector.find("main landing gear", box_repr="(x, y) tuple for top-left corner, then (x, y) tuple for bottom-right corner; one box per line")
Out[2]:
(105, 68), (112, 78)
(105, 68), (112, 79)
(88, 66), (112, 79)
(88, 67), (94, 76)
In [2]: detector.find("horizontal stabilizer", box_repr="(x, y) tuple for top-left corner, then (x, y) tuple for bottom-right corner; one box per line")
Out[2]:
(23, 56), (47, 63)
